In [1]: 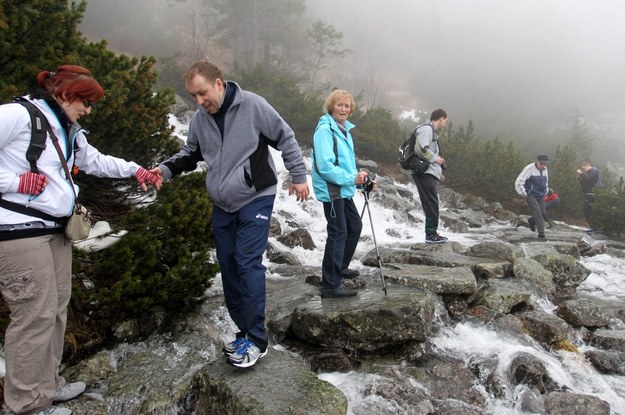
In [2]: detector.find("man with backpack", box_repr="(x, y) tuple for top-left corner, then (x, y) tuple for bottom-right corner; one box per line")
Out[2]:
(577, 160), (601, 232)
(410, 109), (449, 243)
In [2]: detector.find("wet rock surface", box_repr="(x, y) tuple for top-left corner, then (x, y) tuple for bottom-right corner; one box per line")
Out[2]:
(51, 185), (625, 414)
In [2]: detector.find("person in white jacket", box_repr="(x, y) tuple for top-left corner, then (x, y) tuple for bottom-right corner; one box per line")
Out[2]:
(0, 65), (161, 415)
(515, 154), (549, 238)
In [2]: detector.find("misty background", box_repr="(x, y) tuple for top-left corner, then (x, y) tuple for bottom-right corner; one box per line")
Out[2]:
(79, 0), (625, 165)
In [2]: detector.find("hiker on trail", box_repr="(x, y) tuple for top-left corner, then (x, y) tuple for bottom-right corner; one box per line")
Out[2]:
(311, 89), (369, 299)
(577, 160), (601, 232)
(0, 65), (161, 415)
(151, 61), (309, 369)
(411, 109), (449, 244)
(515, 154), (549, 239)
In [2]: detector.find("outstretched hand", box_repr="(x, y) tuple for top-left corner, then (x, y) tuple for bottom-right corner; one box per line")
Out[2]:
(135, 167), (163, 191)
(289, 182), (310, 202)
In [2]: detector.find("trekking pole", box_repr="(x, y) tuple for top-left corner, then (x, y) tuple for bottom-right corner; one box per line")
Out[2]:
(360, 178), (388, 294)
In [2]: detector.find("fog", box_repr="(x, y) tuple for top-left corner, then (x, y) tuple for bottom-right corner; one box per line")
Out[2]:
(306, 1), (625, 136)
(80, 0), (625, 162)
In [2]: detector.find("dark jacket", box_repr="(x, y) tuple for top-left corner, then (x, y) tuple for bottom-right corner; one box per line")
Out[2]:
(578, 167), (600, 193)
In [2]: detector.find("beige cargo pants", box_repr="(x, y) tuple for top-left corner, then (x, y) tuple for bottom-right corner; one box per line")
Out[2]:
(0, 233), (71, 414)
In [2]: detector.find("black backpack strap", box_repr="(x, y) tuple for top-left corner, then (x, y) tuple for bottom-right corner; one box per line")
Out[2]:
(0, 198), (60, 222)
(13, 98), (49, 174)
(416, 123), (442, 155)
(0, 98), (61, 223)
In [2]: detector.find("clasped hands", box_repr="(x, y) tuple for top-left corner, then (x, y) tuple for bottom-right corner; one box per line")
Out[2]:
(135, 167), (163, 191)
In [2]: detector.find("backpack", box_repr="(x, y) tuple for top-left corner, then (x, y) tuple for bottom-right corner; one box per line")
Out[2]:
(398, 124), (433, 174)
(0, 98), (59, 222)
(13, 97), (50, 173)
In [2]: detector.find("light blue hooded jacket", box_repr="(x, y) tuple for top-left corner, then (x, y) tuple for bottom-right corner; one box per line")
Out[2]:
(311, 113), (357, 202)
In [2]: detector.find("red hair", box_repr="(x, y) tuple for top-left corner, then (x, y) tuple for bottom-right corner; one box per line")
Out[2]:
(36, 65), (105, 104)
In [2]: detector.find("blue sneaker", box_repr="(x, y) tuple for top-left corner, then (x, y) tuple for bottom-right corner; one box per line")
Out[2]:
(226, 339), (267, 368)
(222, 337), (246, 356)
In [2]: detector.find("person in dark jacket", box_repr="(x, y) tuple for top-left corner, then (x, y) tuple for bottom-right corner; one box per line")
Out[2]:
(515, 155), (549, 238)
(152, 61), (309, 369)
(577, 160), (600, 231)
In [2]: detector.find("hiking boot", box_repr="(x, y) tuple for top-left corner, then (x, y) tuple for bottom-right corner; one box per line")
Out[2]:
(226, 339), (267, 368)
(53, 381), (86, 402)
(528, 217), (536, 232)
(425, 233), (448, 244)
(222, 337), (246, 356)
(537, 233), (545, 239)
(320, 285), (358, 298)
(342, 269), (360, 279)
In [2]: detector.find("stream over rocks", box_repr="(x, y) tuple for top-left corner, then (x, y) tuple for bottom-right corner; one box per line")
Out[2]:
(52, 171), (625, 414)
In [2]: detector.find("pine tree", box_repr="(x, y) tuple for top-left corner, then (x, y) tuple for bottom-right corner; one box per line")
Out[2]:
(591, 184), (625, 236)
(76, 172), (217, 323)
(568, 112), (593, 163)
(72, 44), (181, 219)
(550, 145), (583, 220)
(1, 0), (180, 220)
(0, 1), (87, 99)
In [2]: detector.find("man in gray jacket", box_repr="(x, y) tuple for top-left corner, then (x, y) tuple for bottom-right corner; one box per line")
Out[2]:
(412, 109), (448, 243)
(153, 61), (309, 368)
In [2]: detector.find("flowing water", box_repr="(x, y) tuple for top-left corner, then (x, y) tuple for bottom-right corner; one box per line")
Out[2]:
(263, 148), (625, 414)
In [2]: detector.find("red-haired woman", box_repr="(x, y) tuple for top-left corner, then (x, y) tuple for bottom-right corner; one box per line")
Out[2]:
(0, 65), (161, 415)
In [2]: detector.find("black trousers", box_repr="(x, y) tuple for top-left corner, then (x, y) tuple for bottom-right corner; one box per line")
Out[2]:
(583, 193), (595, 225)
(412, 173), (440, 236)
(321, 198), (363, 290)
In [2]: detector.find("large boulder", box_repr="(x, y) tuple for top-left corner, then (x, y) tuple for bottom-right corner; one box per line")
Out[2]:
(290, 285), (435, 352)
(382, 264), (477, 295)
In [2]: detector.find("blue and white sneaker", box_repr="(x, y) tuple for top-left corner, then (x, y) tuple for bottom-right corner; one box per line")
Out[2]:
(222, 337), (246, 356)
(226, 338), (268, 368)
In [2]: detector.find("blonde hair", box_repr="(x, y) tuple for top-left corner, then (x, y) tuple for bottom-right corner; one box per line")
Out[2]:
(323, 89), (355, 115)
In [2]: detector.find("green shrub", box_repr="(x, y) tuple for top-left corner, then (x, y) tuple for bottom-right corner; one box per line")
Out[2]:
(73, 172), (218, 324)
(590, 182), (625, 236)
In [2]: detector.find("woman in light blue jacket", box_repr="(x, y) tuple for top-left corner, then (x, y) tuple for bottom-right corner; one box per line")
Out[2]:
(311, 90), (368, 298)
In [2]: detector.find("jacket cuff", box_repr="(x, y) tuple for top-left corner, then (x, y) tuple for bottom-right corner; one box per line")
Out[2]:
(159, 164), (173, 181)
(291, 174), (307, 184)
